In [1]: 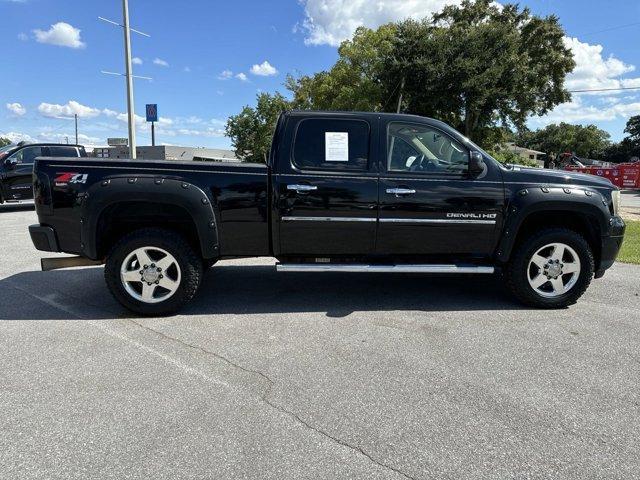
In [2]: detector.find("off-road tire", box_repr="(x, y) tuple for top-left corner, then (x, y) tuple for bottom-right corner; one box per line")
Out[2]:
(105, 228), (203, 316)
(506, 228), (594, 308)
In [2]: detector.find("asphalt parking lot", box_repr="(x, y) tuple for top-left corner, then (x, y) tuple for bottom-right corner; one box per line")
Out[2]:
(1, 204), (639, 480)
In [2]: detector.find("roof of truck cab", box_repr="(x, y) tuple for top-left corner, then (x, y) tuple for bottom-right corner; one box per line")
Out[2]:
(14, 143), (85, 148)
(283, 110), (460, 134)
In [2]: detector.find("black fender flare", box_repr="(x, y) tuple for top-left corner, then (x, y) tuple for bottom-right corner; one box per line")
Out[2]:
(79, 175), (219, 260)
(496, 186), (610, 262)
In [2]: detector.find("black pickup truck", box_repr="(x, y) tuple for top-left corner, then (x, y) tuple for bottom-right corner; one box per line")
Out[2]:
(0, 142), (87, 203)
(29, 111), (625, 315)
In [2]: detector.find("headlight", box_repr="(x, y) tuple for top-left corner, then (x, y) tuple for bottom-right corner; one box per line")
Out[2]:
(611, 189), (621, 216)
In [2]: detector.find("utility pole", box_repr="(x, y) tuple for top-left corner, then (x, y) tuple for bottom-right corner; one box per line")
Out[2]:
(151, 121), (155, 146)
(396, 77), (406, 114)
(74, 114), (78, 145)
(99, 4), (150, 160)
(122, 0), (136, 159)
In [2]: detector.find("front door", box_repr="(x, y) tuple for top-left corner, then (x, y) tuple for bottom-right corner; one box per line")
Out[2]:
(377, 121), (504, 258)
(2, 146), (41, 201)
(275, 115), (379, 256)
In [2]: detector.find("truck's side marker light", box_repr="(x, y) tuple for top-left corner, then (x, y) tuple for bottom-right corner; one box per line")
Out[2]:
(518, 189), (528, 196)
(563, 188), (571, 194)
(181, 183), (188, 189)
(201, 198), (209, 205)
(209, 221), (215, 228)
(585, 191), (593, 196)
(541, 187), (549, 193)
(101, 180), (110, 187)
(128, 178), (137, 184)
(154, 178), (164, 185)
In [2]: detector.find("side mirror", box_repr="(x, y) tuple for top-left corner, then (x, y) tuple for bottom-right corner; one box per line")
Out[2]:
(469, 151), (486, 177)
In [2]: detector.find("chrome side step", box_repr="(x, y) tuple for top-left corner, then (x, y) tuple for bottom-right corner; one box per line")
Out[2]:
(276, 263), (494, 274)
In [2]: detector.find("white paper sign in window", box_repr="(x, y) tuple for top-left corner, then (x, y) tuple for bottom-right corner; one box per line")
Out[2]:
(325, 132), (349, 162)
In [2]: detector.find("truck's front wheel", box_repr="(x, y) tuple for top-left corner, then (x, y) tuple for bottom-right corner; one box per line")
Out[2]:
(104, 228), (203, 316)
(506, 228), (594, 309)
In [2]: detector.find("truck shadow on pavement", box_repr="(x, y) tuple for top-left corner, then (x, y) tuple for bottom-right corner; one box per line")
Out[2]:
(0, 264), (523, 320)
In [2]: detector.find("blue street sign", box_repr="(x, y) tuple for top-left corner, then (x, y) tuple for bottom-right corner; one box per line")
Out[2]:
(146, 104), (158, 122)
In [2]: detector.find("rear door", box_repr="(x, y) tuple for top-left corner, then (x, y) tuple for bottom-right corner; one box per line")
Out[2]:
(377, 120), (505, 258)
(274, 115), (379, 256)
(3, 146), (41, 200)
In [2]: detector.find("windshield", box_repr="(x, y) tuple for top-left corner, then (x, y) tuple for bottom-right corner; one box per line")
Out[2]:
(0, 144), (17, 154)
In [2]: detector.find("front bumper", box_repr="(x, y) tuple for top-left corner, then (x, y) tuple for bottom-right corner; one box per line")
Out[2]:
(595, 216), (625, 278)
(29, 224), (59, 252)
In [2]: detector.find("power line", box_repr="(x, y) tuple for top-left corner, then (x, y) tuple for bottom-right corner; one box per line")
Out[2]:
(569, 86), (640, 93)
(579, 21), (640, 38)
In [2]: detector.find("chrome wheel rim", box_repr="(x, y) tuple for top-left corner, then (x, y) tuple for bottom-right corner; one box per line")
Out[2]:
(120, 247), (181, 304)
(527, 243), (581, 298)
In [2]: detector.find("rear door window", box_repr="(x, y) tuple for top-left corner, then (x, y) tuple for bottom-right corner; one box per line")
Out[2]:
(292, 119), (370, 171)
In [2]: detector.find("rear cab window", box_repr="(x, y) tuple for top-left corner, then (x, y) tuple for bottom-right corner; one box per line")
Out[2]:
(48, 146), (80, 157)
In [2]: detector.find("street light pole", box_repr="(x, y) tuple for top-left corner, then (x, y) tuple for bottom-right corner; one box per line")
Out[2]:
(122, 0), (136, 159)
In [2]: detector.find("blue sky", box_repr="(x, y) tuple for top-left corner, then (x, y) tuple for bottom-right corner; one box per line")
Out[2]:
(2, 0), (640, 149)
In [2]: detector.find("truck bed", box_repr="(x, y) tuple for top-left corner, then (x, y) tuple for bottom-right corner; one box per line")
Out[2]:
(33, 157), (270, 258)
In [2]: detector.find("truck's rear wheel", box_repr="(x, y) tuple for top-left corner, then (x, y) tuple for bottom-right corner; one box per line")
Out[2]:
(105, 228), (203, 316)
(506, 228), (594, 308)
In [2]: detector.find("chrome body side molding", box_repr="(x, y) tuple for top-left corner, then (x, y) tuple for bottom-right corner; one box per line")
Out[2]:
(281, 216), (376, 223)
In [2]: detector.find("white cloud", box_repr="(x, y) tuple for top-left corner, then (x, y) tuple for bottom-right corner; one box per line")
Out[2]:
(175, 128), (225, 138)
(38, 100), (101, 119)
(6, 103), (26, 116)
(33, 22), (85, 49)
(250, 60), (278, 76)
(530, 95), (640, 126)
(299, 0), (461, 46)
(531, 37), (640, 129)
(153, 58), (169, 67)
(0, 131), (35, 143)
(132, 57), (143, 65)
(563, 37), (639, 93)
(218, 69), (233, 80)
(38, 132), (101, 143)
(235, 73), (248, 82)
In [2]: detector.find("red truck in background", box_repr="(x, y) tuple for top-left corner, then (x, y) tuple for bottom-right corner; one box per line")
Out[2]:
(565, 160), (640, 189)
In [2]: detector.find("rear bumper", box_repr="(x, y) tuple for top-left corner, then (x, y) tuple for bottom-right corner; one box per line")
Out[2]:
(595, 216), (625, 278)
(29, 224), (59, 252)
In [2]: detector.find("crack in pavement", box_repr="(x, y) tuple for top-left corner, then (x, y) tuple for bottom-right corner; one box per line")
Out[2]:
(128, 318), (419, 480)
(6, 279), (417, 479)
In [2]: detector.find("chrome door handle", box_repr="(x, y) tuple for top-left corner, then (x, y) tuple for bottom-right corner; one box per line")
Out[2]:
(287, 184), (318, 193)
(386, 188), (416, 195)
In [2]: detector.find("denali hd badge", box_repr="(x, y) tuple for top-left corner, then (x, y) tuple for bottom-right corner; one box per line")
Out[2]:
(54, 172), (88, 187)
(447, 212), (497, 219)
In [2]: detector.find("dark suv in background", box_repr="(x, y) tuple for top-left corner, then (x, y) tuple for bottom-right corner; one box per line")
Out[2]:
(0, 143), (87, 203)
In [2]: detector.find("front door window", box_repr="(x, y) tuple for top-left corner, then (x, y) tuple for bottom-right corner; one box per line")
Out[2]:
(388, 123), (469, 176)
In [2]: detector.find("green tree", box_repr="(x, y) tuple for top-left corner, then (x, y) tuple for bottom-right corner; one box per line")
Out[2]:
(521, 123), (611, 159)
(603, 116), (640, 163)
(286, 24), (396, 112)
(0, 137), (11, 148)
(382, 0), (575, 144)
(225, 92), (291, 163)
(228, 0), (576, 155)
(624, 115), (640, 143)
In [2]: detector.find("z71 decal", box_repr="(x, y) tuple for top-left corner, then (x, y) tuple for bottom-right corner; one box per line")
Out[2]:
(54, 172), (88, 187)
